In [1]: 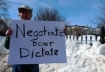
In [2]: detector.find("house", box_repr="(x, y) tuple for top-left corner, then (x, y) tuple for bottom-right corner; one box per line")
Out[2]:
(66, 25), (100, 35)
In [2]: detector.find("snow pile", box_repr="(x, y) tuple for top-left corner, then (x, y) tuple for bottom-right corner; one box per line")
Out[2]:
(40, 39), (105, 72)
(0, 37), (12, 72)
(1, 37), (105, 72)
(0, 37), (5, 49)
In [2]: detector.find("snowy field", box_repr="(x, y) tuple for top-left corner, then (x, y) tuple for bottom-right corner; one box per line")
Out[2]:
(1, 36), (105, 72)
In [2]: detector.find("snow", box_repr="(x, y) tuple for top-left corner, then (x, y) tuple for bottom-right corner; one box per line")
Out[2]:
(1, 35), (105, 72)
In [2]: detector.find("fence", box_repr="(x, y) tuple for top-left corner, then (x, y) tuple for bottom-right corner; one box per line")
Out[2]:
(66, 26), (105, 46)
(66, 35), (99, 46)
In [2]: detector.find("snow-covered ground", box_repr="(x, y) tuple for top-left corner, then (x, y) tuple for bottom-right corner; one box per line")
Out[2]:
(1, 36), (105, 72)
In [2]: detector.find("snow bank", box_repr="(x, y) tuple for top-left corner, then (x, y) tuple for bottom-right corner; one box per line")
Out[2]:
(1, 37), (105, 72)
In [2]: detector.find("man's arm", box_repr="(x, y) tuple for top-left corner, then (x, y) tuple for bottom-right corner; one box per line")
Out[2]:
(4, 37), (10, 49)
(4, 27), (12, 49)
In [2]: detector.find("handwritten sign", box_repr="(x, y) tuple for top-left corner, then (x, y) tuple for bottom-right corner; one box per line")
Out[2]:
(8, 20), (67, 64)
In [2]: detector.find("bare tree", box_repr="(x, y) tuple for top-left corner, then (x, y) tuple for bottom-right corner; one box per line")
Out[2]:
(0, 0), (11, 36)
(34, 7), (65, 21)
(93, 0), (105, 28)
(0, 18), (8, 31)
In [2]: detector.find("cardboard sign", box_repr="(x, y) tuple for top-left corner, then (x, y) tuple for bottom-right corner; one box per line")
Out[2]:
(8, 20), (67, 64)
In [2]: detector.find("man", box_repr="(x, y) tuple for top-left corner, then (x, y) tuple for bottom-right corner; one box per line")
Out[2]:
(4, 5), (39, 72)
(4, 5), (67, 72)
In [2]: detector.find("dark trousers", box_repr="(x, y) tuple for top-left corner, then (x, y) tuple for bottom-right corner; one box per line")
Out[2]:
(12, 64), (39, 72)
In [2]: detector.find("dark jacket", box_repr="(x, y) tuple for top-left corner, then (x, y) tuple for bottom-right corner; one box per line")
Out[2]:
(4, 37), (10, 49)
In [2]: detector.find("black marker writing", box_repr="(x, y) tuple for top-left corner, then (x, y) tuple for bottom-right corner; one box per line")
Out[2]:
(20, 48), (29, 58)
(19, 48), (58, 59)
(15, 24), (64, 39)
(31, 39), (54, 47)
(16, 24), (25, 38)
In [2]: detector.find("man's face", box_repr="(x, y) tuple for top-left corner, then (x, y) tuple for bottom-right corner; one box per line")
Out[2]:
(19, 9), (32, 20)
